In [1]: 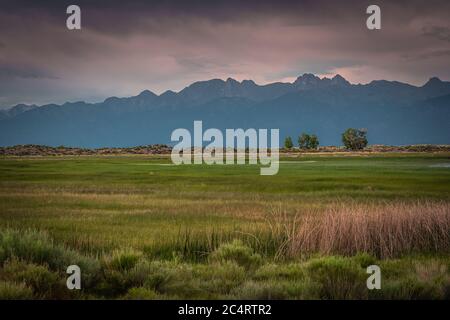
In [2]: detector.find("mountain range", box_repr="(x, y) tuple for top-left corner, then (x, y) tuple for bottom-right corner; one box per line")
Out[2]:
(0, 73), (449, 147)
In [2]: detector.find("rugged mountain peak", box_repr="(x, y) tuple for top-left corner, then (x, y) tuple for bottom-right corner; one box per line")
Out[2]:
(293, 73), (350, 89)
(1, 74), (450, 147)
(368, 79), (393, 87)
(160, 90), (176, 97)
(224, 78), (241, 91)
(104, 96), (121, 104)
(423, 77), (443, 87)
(7, 104), (38, 117)
(137, 89), (157, 98)
(241, 79), (256, 86)
(293, 73), (321, 88)
(9, 103), (36, 111)
(420, 77), (450, 97)
(187, 78), (225, 88)
(226, 77), (239, 84)
(331, 74), (351, 86)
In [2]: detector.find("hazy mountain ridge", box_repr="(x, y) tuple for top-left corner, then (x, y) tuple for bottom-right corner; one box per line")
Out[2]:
(0, 74), (449, 147)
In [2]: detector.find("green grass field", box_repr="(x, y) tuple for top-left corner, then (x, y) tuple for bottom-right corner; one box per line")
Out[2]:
(0, 153), (449, 299)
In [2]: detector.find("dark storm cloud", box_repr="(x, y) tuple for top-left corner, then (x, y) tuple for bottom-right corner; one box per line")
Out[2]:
(0, 0), (360, 39)
(0, 64), (58, 80)
(0, 0), (449, 106)
(2, 0), (449, 31)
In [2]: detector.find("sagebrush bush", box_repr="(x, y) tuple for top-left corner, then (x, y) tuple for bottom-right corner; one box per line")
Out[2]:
(97, 257), (156, 297)
(371, 258), (450, 300)
(0, 281), (34, 299)
(254, 263), (305, 281)
(0, 229), (97, 268)
(230, 280), (288, 300)
(281, 278), (322, 299)
(352, 253), (377, 268)
(107, 249), (142, 272)
(0, 228), (449, 300)
(122, 287), (159, 300)
(0, 229), (69, 268)
(142, 261), (176, 292)
(0, 229), (101, 289)
(125, 260), (154, 287)
(306, 256), (368, 299)
(371, 278), (443, 300)
(193, 262), (246, 296)
(144, 262), (203, 298)
(209, 240), (262, 270)
(0, 259), (65, 298)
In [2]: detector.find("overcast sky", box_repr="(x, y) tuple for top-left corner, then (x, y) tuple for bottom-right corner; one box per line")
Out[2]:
(0, 0), (449, 107)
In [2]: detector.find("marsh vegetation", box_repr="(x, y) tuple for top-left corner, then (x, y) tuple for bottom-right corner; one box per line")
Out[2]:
(0, 153), (449, 299)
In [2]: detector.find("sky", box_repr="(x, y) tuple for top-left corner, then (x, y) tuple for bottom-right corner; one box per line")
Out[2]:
(0, 0), (449, 107)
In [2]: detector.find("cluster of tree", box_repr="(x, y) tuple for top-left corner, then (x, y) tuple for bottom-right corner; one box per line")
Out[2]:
(284, 128), (368, 151)
(284, 132), (319, 150)
(298, 133), (319, 149)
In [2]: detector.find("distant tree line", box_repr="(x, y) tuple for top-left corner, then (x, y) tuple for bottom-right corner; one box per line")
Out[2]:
(284, 128), (368, 151)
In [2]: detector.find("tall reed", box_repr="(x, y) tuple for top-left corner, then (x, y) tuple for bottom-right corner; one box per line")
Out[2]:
(284, 201), (450, 258)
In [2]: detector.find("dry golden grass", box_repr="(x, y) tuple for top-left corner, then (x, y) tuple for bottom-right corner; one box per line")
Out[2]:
(270, 201), (450, 259)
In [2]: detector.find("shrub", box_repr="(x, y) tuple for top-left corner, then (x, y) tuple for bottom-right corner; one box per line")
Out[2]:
(0, 281), (34, 300)
(1, 259), (65, 298)
(97, 269), (130, 297)
(122, 287), (158, 300)
(281, 279), (321, 299)
(107, 249), (142, 272)
(209, 240), (262, 270)
(193, 262), (246, 296)
(306, 256), (368, 299)
(230, 280), (288, 300)
(124, 260), (154, 287)
(353, 253), (377, 268)
(142, 261), (176, 292)
(127, 260), (246, 299)
(371, 278), (443, 300)
(0, 229), (101, 290)
(371, 258), (450, 300)
(0, 229), (99, 268)
(254, 263), (305, 280)
(0, 247), (5, 264)
(135, 261), (208, 298)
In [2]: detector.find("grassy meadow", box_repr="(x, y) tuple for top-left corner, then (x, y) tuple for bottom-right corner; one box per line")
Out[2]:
(0, 153), (449, 299)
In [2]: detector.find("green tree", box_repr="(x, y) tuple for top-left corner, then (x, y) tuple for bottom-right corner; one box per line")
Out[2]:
(284, 136), (293, 149)
(298, 133), (310, 149)
(342, 128), (368, 150)
(298, 133), (319, 150)
(309, 134), (319, 149)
